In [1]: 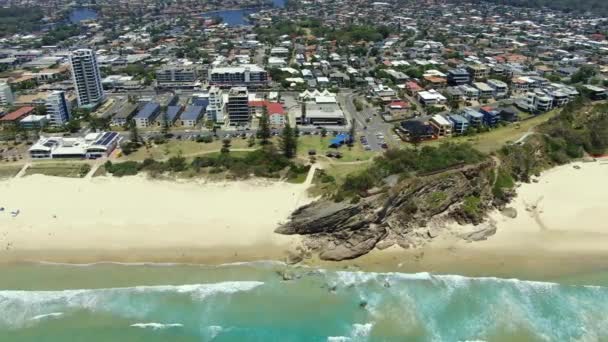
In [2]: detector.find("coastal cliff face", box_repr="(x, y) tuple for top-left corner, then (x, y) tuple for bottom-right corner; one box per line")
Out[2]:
(277, 160), (499, 261)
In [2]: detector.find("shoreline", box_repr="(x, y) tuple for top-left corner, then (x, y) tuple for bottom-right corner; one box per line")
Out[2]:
(1, 160), (608, 282)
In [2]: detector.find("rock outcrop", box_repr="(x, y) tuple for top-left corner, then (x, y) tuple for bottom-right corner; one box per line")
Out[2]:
(276, 160), (497, 261)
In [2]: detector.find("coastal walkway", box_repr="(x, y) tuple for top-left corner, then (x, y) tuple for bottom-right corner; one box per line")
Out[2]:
(14, 163), (30, 178)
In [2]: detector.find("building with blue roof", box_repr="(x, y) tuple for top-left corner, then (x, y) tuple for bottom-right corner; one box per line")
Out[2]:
(180, 105), (204, 127)
(480, 107), (500, 127)
(447, 114), (469, 135)
(155, 105), (182, 127)
(462, 108), (484, 127)
(134, 102), (161, 128)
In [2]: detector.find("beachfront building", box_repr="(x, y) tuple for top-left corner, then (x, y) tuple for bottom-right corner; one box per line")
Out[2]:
(206, 86), (225, 123)
(583, 85), (608, 101)
(209, 65), (268, 87)
(45, 91), (71, 126)
(298, 90), (346, 126)
(29, 131), (120, 159)
(448, 114), (469, 135)
(463, 108), (484, 127)
(154, 105), (182, 127)
(70, 49), (105, 108)
(0, 82), (14, 106)
(179, 105), (204, 127)
(226, 87), (250, 126)
(429, 114), (452, 137)
(134, 102), (161, 128)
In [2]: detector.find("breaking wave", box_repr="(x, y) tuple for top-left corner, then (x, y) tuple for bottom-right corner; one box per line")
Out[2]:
(130, 322), (183, 330)
(0, 281), (263, 329)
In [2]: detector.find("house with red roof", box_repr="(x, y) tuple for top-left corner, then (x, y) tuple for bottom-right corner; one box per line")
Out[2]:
(385, 100), (412, 119)
(248, 100), (286, 127)
(266, 102), (286, 127)
(0, 106), (34, 128)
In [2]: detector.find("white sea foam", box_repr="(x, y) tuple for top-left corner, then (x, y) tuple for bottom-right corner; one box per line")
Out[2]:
(30, 312), (64, 321)
(327, 337), (350, 342)
(327, 323), (374, 342)
(205, 325), (224, 339)
(0, 281), (264, 328)
(328, 270), (606, 291)
(131, 322), (183, 330)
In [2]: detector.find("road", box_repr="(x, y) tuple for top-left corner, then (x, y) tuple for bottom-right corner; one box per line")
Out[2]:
(341, 92), (397, 151)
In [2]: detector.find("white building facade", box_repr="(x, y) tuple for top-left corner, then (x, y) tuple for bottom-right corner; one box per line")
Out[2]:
(46, 91), (71, 126)
(70, 49), (105, 107)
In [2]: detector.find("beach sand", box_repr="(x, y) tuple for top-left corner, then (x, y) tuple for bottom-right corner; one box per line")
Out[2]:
(310, 159), (608, 281)
(2, 160), (608, 281)
(0, 174), (313, 264)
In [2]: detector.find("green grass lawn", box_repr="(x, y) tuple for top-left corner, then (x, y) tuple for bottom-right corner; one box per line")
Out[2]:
(297, 135), (376, 162)
(422, 109), (560, 154)
(0, 166), (21, 179)
(25, 163), (89, 178)
(118, 139), (252, 161)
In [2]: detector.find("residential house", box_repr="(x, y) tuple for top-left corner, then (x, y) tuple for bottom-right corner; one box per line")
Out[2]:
(448, 114), (469, 135)
(429, 114), (452, 137)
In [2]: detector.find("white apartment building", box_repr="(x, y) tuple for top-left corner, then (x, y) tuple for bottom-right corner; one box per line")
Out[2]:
(45, 91), (71, 126)
(206, 86), (225, 123)
(70, 49), (105, 107)
(0, 82), (14, 106)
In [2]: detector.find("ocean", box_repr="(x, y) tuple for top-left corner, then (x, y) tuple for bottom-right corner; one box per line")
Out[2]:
(1, 262), (607, 341)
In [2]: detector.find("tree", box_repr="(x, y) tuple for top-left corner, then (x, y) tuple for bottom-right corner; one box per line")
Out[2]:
(65, 120), (81, 133)
(160, 109), (170, 136)
(221, 138), (231, 154)
(34, 104), (47, 116)
(259, 106), (271, 144)
(293, 125), (300, 156)
(348, 119), (356, 147)
(279, 122), (296, 158)
(321, 128), (328, 137)
(129, 119), (140, 143)
(89, 117), (110, 131)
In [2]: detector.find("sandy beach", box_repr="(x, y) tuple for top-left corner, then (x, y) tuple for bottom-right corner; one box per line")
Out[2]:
(2, 160), (608, 280)
(0, 174), (313, 264)
(315, 159), (608, 280)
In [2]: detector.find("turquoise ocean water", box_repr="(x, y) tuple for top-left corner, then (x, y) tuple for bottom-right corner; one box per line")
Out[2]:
(1, 262), (607, 341)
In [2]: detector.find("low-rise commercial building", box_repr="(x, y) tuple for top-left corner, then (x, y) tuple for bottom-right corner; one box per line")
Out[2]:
(29, 131), (120, 159)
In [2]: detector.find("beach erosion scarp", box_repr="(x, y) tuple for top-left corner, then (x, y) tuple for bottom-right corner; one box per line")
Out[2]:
(0, 173), (314, 264)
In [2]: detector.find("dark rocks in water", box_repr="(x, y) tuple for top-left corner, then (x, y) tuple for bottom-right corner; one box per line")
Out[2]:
(277, 160), (498, 261)
(359, 300), (368, 309)
(276, 270), (295, 281)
